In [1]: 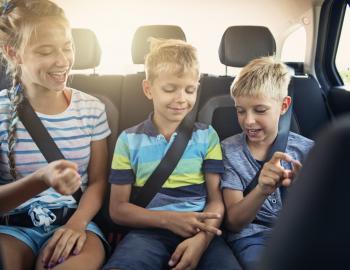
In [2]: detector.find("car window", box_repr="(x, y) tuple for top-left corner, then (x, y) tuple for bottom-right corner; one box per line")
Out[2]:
(335, 3), (350, 87)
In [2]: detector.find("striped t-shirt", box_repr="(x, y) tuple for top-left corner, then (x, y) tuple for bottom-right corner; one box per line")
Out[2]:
(0, 88), (111, 214)
(109, 115), (224, 212)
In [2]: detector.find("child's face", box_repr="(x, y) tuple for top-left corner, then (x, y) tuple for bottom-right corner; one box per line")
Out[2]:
(143, 70), (199, 127)
(16, 19), (74, 93)
(234, 94), (290, 146)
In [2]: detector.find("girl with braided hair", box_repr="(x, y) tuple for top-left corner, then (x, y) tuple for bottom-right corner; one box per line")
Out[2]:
(0, 0), (110, 269)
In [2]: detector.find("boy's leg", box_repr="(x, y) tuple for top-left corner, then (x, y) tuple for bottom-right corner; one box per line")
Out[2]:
(0, 233), (36, 270)
(197, 235), (242, 270)
(229, 232), (269, 270)
(103, 229), (182, 270)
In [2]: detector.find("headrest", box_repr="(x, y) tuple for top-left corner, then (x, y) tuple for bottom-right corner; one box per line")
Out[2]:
(219, 26), (276, 67)
(72, 28), (101, 70)
(132, 25), (186, 64)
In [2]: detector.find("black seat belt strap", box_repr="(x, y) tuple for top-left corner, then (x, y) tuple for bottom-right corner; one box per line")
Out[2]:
(243, 79), (294, 199)
(18, 97), (83, 202)
(132, 116), (193, 208)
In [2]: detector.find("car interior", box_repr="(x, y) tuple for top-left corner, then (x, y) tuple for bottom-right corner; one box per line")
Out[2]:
(1, 0), (350, 268)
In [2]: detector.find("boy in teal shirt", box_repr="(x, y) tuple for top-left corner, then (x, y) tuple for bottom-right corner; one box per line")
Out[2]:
(104, 38), (241, 270)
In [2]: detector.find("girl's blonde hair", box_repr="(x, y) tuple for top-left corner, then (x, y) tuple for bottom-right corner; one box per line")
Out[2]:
(0, 0), (68, 179)
(231, 56), (291, 101)
(144, 38), (199, 83)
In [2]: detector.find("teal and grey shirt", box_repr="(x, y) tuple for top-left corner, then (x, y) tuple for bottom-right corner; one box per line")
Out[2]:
(109, 115), (224, 212)
(221, 132), (314, 242)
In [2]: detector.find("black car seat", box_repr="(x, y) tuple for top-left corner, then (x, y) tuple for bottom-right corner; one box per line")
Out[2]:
(260, 114), (350, 270)
(197, 26), (279, 140)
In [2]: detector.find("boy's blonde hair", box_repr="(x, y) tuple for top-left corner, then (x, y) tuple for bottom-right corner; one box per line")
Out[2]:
(231, 56), (291, 101)
(144, 38), (199, 83)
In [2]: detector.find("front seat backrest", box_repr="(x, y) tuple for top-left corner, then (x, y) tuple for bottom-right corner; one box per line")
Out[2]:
(260, 114), (350, 270)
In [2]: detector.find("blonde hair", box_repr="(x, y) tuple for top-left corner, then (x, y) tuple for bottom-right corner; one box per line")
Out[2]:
(0, 0), (68, 179)
(144, 38), (199, 83)
(231, 56), (291, 101)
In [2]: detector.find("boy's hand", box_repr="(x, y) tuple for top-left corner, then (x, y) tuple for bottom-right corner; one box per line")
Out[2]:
(164, 212), (222, 238)
(169, 233), (207, 270)
(257, 152), (301, 196)
(36, 160), (81, 195)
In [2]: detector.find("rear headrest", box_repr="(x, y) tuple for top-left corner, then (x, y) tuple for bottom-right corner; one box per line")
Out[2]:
(131, 25), (186, 64)
(219, 26), (276, 67)
(72, 28), (101, 70)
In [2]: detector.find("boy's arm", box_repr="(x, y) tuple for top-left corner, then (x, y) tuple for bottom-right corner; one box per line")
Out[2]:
(224, 151), (301, 232)
(223, 187), (268, 232)
(193, 172), (224, 243)
(168, 172), (223, 269)
(109, 183), (221, 236)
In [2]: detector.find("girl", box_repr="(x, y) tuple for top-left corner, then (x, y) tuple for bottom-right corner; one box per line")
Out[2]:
(0, 0), (110, 269)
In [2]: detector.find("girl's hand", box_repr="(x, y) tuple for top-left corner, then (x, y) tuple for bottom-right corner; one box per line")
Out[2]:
(41, 221), (87, 268)
(36, 160), (81, 195)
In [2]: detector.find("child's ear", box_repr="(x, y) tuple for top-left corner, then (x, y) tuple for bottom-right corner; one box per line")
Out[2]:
(142, 79), (153, 100)
(3, 45), (22, 64)
(280, 96), (292, 115)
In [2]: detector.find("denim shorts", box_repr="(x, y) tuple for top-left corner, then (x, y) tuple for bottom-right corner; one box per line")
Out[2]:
(0, 221), (107, 255)
(103, 229), (241, 270)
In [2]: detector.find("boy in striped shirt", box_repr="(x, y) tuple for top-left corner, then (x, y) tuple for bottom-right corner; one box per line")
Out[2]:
(103, 38), (241, 270)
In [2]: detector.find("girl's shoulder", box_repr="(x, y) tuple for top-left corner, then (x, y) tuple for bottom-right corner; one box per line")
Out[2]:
(69, 88), (106, 111)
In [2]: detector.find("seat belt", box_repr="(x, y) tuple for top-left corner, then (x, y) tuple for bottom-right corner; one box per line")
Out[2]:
(131, 80), (202, 208)
(17, 97), (83, 202)
(243, 80), (294, 204)
(131, 112), (194, 208)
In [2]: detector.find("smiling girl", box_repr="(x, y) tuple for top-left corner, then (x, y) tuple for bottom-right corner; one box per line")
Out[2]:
(0, 1), (110, 269)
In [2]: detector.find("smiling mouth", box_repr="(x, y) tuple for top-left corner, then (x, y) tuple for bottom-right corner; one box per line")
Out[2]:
(48, 71), (67, 83)
(169, 107), (187, 112)
(246, 128), (262, 136)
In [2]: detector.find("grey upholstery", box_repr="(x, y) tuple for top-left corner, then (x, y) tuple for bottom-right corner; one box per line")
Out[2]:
(72, 28), (102, 70)
(132, 25), (186, 64)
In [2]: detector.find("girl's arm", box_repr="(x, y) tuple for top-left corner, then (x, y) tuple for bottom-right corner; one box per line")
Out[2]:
(0, 159), (81, 214)
(41, 138), (108, 267)
(66, 138), (108, 228)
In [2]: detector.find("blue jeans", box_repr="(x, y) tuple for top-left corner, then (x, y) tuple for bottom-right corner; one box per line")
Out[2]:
(228, 232), (271, 270)
(104, 229), (241, 270)
(0, 221), (107, 255)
